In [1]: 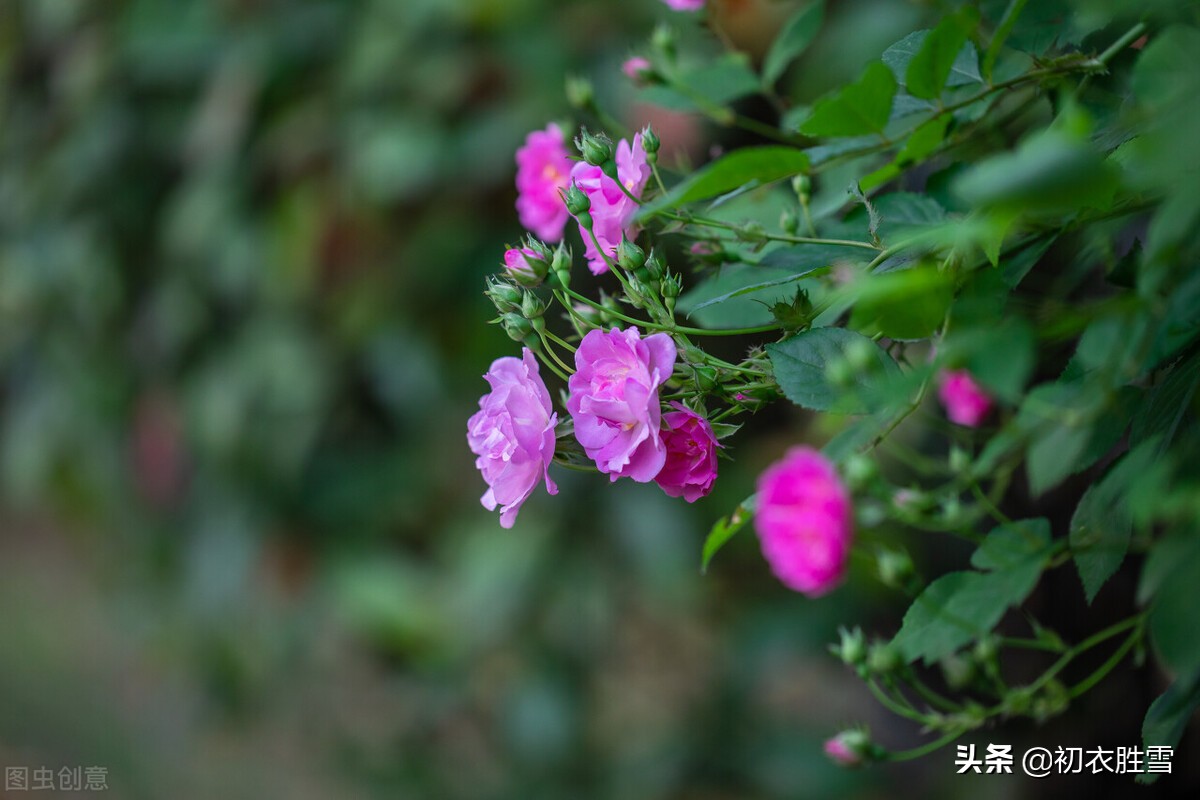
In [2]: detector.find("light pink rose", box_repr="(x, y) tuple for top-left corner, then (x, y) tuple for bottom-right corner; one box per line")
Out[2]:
(569, 133), (651, 275)
(662, 0), (705, 10)
(654, 403), (720, 502)
(755, 446), (853, 597)
(467, 348), (558, 528)
(515, 124), (573, 242)
(568, 327), (676, 481)
(937, 369), (993, 427)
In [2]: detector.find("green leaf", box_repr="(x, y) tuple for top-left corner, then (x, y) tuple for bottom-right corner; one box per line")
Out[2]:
(757, 243), (864, 272)
(701, 495), (756, 574)
(639, 53), (761, 113)
(882, 29), (981, 93)
(1000, 232), (1057, 287)
(1139, 666), (1200, 786)
(637, 146), (810, 219)
(897, 114), (951, 163)
(676, 265), (798, 328)
(848, 264), (954, 340)
(1070, 481), (1132, 605)
(799, 61), (896, 138)
(766, 327), (900, 413)
(688, 271), (823, 315)
(983, 0), (1030, 81)
(1149, 538), (1200, 675)
(942, 320), (1035, 402)
(905, 10), (980, 100)
(1131, 351), (1200, 454)
(953, 130), (1119, 212)
(762, 1), (824, 85)
(893, 519), (1049, 665)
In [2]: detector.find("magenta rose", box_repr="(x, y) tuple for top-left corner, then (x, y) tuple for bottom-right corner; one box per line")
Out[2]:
(654, 403), (720, 502)
(569, 133), (651, 275)
(755, 446), (853, 597)
(937, 369), (993, 427)
(467, 348), (558, 528)
(662, 0), (705, 10)
(515, 124), (573, 242)
(568, 327), (676, 481)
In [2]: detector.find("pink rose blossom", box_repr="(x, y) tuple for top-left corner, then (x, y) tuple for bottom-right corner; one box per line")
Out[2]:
(654, 403), (720, 502)
(937, 369), (993, 427)
(467, 348), (558, 528)
(503, 246), (544, 286)
(622, 56), (653, 85)
(569, 133), (651, 275)
(755, 446), (853, 597)
(516, 124), (573, 242)
(661, 0), (705, 10)
(568, 327), (676, 482)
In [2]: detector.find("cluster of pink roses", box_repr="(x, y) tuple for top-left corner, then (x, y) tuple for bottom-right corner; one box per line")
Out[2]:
(468, 327), (720, 531)
(469, 118), (861, 598)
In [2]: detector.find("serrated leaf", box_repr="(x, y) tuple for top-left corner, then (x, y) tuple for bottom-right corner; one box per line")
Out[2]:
(799, 61), (896, 138)
(701, 495), (756, 573)
(971, 518), (1051, 572)
(882, 29), (981, 93)
(1149, 540), (1200, 675)
(983, 0), (1030, 81)
(762, 1), (824, 85)
(688, 271), (822, 315)
(766, 327), (900, 413)
(1131, 351), (1200, 454)
(639, 53), (761, 113)
(757, 243), (864, 272)
(1070, 483), (1132, 605)
(677, 265), (798, 328)
(905, 10), (980, 100)
(637, 146), (810, 219)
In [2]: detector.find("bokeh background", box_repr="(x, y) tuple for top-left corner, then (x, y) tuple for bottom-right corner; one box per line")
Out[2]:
(0, 1), (1193, 798)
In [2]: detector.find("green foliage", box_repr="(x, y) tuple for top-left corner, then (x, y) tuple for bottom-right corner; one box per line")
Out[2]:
(799, 61), (897, 137)
(766, 328), (900, 413)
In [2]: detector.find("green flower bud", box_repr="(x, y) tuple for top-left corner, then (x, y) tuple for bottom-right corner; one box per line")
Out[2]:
(949, 446), (970, 475)
(551, 244), (572, 289)
(844, 338), (876, 372)
(521, 291), (546, 320)
(780, 208), (800, 235)
(485, 277), (523, 314)
(617, 237), (646, 272)
(867, 642), (901, 675)
(824, 357), (852, 387)
(565, 75), (595, 111)
(833, 626), (867, 667)
(693, 365), (718, 392)
(824, 727), (875, 767)
(660, 272), (682, 314)
(641, 125), (660, 155)
(940, 652), (975, 691)
(576, 128), (614, 167)
(843, 454), (876, 489)
(645, 250), (666, 280)
(875, 547), (914, 590)
(563, 183), (591, 216)
(501, 312), (534, 343)
(736, 220), (767, 245)
(792, 174), (811, 201)
(651, 24), (676, 61)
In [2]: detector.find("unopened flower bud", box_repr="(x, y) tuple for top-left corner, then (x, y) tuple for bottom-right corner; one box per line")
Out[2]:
(565, 75), (595, 111)
(641, 125), (661, 162)
(792, 174), (811, 201)
(551, 244), (572, 289)
(736, 220), (767, 245)
(833, 626), (867, 667)
(660, 272), (682, 314)
(645, 250), (665, 280)
(824, 728), (874, 768)
(563, 182), (591, 217)
(844, 338), (876, 372)
(781, 208), (800, 235)
(622, 57), (658, 87)
(876, 547), (914, 590)
(485, 277), (523, 314)
(867, 642), (901, 675)
(503, 246), (549, 287)
(576, 128), (614, 167)
(843, 453), (876, 489)
(825, 357), (852, 387)
(651, 24), (676, 61)
(501, 312), (534, 344)
(693, 365), (718, 392)
(521, 291), (546, 320)
(617, 237), (646, 272)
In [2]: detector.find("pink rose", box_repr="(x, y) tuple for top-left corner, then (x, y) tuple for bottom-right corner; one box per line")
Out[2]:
(654, 403), (720, 502)
(467, 348), (558, 528)
(622, 56), (653, 85)
(662, 0), (705, 10)
(568, 327), (676, 482)
(569, 133), (651, 275)
(503, 246), (545, 287)
(516, 124), (573, 242)
(937, 369), (993, 427)
(755, 447), (853, 597)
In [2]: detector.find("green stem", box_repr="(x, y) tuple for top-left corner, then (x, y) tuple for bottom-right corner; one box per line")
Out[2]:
(538, 331), (574, 375)
(1068, 621), (1145, 699)
(658, 210), (878, 251)
(881, 728), (968, 763)
(562, 287), (781, 337)
(867, 679), (935, 726)
(544, 329), (577, 353)
(1096, 22), (1147, 66)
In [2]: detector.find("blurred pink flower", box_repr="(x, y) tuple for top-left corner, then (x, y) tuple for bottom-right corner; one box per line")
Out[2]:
(622, 56), (653, 85)
(824, 730), (869, 767)
(467, 348), (558, 528)
(937, 369), (993, 427)
(515, 124), (573, 242)
(755, 446), (853, 597)
(568, 327), (676, 481)
(655, 403), (720, 502)
(662, 0), (705, 10)
(569, 133), (650, 274)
